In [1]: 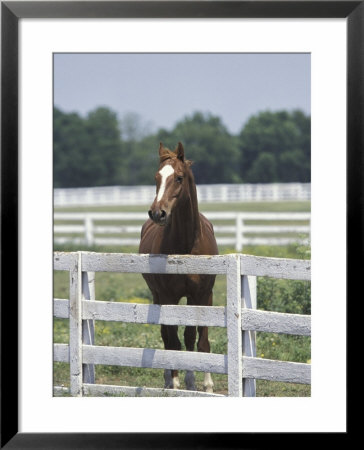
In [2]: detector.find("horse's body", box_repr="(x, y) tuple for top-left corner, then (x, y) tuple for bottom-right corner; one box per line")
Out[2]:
(139, 142), (218, 392)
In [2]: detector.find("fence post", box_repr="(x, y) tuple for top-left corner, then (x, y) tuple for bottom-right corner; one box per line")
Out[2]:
(242, 275), (257, 397)
(226, 254), (243, 397)
(85, 215), (94, 246)
(82, 270), (95, 385)
(69, 252), (82, 396)
(236, 213), (244, 252)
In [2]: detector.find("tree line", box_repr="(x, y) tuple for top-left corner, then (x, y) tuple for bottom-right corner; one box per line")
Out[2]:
(54, 107), (310, 188)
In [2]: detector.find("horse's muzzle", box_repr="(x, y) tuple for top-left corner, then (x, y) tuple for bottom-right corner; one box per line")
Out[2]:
(148, 209), (167, 225)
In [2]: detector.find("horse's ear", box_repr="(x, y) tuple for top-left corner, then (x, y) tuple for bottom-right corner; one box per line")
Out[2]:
(159, 142), (164, 156)
(159, 142), (167, 158)
(159, 142), (171, 162)
(175, 142), (184, 162)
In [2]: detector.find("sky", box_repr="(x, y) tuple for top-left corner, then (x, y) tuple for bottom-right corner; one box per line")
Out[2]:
(53, 53), (310, 135)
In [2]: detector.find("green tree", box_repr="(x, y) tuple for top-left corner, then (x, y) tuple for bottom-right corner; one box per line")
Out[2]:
(53, 108), (91, 188)
(53, 107), (124, 187)
(161, 112), (241, 184)
(119, 113), (156, 185)
(85, 107), (123, 186)
(248, 152), (278, 182)
(239, 110), (310, 183)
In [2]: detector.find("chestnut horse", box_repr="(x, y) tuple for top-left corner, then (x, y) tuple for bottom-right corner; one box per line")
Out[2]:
(139, 142), (218, 392)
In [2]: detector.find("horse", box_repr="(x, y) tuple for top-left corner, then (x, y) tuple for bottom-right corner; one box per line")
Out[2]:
(139, 142), (218, 393)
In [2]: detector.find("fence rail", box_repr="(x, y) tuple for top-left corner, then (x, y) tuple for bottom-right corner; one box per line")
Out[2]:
(54, 183), (311, 207)
(53, 251), (311, 397)
(54, 211), (310, 251)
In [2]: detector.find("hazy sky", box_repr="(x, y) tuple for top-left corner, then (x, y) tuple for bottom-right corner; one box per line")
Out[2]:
(54, 53), (310, 135)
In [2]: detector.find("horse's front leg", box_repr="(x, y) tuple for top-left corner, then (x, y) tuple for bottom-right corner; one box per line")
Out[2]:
(184, 325), (197, 391)
(161, 324), (181, 389)
(197, 325), (214, 393)
(195, 291), (214, 393)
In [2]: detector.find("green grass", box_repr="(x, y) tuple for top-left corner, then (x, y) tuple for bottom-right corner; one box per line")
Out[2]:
(55, 200), (310, 214)
(53, 201), (311, 397)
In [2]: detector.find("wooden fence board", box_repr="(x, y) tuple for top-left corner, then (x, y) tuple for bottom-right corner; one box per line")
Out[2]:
(81, 252), (229, 274)
(53, 345), (310, 385)
(82, 301), (226, 327)
(82, 345), (228, 374)
(54, 298), (69, 319)
(242, 309), (311, 336)
(243, 356), (311, 384)
(54, 252), (77, 271)
(55, 252), (311, 280)
(83, 383), (225, 397)
(240, 254), (311, 280)
(54, 343), (69, 362)
(54, 299), (310, 336)
(53, 251), (311, 397)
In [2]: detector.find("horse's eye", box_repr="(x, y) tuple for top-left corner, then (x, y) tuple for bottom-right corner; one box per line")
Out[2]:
(176, 176), (183, 183)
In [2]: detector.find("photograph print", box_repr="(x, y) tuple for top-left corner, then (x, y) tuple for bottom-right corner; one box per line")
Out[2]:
(53, 53), (311, 398)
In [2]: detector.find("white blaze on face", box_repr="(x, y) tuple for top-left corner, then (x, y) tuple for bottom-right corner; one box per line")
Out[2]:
(156, 164), (174, 202)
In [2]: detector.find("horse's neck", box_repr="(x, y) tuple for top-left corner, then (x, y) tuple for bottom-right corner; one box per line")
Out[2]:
(163, 176), (200, 254)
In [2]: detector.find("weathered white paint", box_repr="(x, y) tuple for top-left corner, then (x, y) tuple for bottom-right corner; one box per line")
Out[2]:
(82, 345), (227, 374)
(82, 301), (226, 327)
(53, 343), (69, 362)
(76, 251), (311, 280)
(242, 309), (311, 336)
(55, 298), (310, 336)
(242, 275), (257, 397)
(82, 383), (225, 397)
(243, 356), (311, 385)
(226, 254), (243, 397)
(240, 254), (311, 280)
(53, 251), (311, 397)
(69, 253), (82, 396)
(53, 298), (69, 319)
(156, 164), (174, 202)
(54, 252), (77, 271)
(80, 252), (228, 274)
(53, 343), (311, 386)
(82, 271), (95, 384)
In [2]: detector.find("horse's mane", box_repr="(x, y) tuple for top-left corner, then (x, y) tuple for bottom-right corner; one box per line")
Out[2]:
(159, 146), (193, 167)
(159, 148), (177, 163)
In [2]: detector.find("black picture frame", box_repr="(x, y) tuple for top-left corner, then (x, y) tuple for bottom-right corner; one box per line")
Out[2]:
(1, 1), (359, 448)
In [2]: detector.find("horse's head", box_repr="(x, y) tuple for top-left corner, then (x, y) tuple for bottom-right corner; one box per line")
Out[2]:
(148, 142), (193, 226)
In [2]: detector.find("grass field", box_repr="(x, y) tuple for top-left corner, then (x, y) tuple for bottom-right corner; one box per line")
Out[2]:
(53, 200), (311, 397)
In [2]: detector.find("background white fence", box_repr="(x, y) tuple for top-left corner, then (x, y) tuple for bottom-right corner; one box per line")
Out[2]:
(53, 251), (311, 397)
(54, 211), (310, 251)
(54, 183), (311, 207)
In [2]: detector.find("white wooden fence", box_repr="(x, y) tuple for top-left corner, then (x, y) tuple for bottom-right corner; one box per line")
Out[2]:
(53, 251), (311, 397)
(54, 183), (311, 207)
(54, 211), (310, 251)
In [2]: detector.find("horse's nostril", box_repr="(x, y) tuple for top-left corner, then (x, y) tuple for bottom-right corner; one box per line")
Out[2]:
(149, 209), (166, 223)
